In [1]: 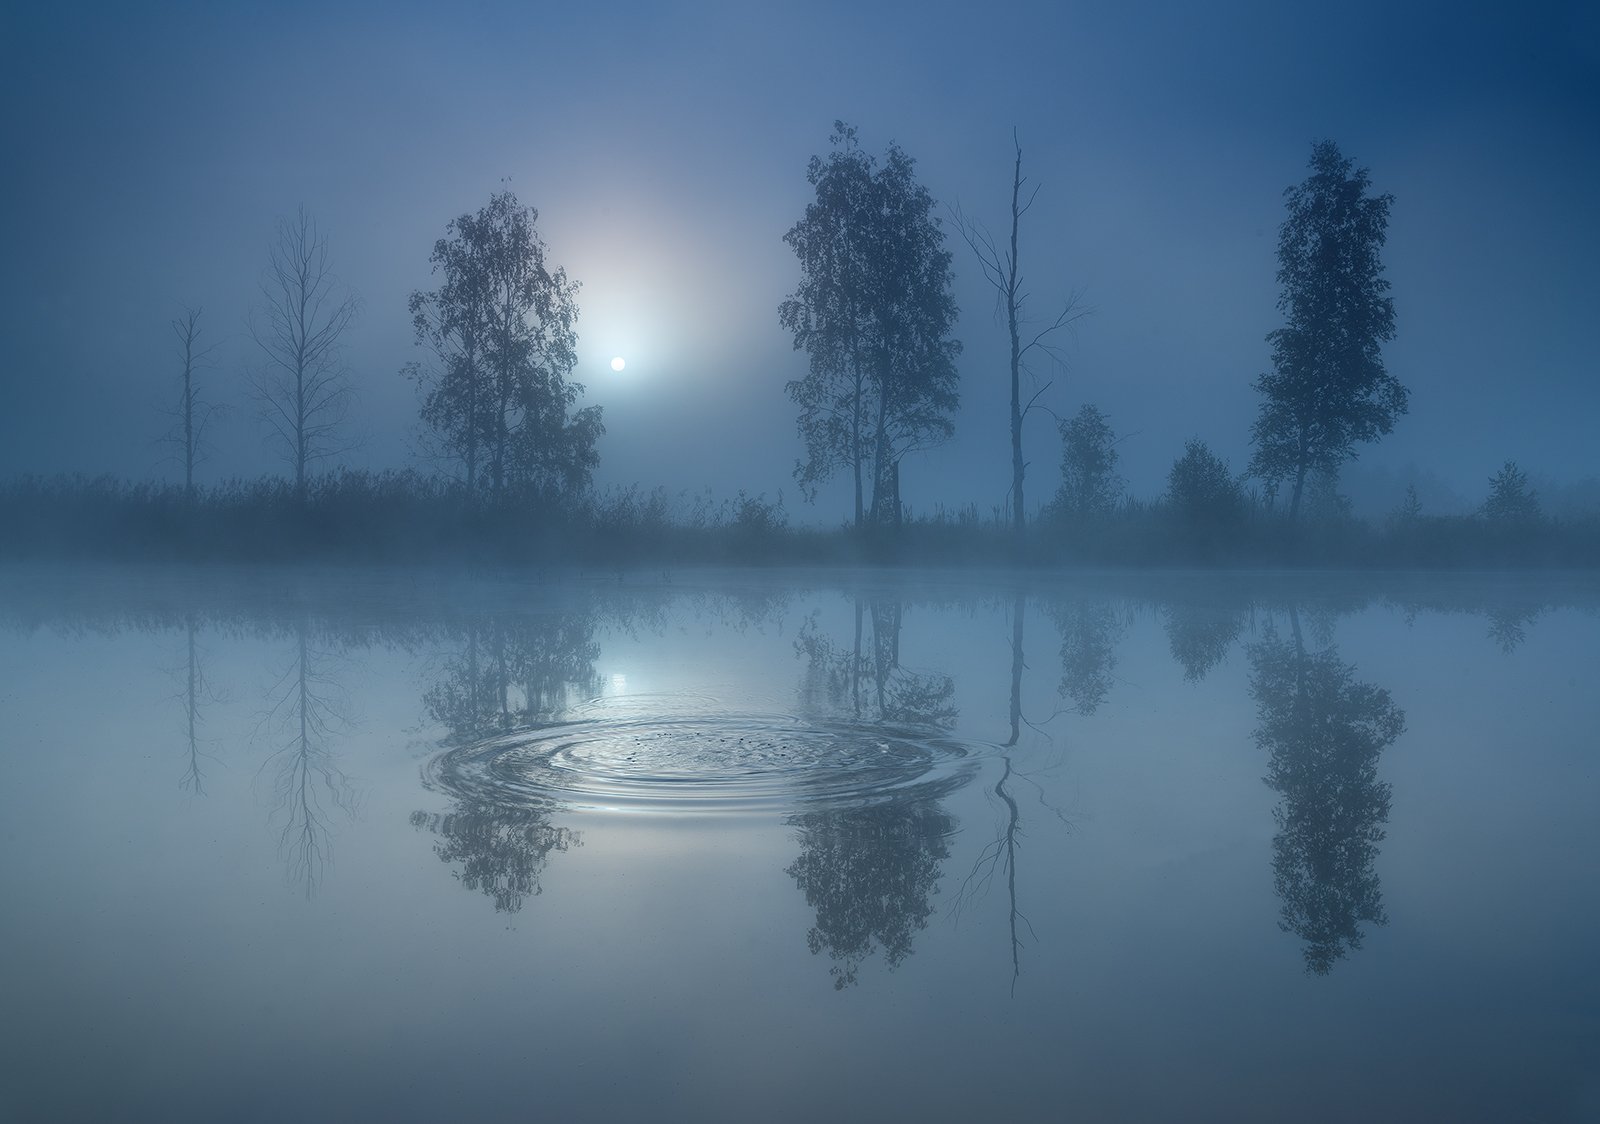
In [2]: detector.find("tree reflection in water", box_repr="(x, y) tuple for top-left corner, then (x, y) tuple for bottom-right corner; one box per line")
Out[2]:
(256, 622), (357, 897)
(1249, 609), (1406, 973)
(412, 612), (601, 914)
(1047, 597), (1126, 716)
(174, 611), (218, 793)
(422, 615), (601, 738)
(1162, 598), (1248, 683)
(409, 806), (576, 914)
(790, 594), (961, 988)
(786, 793), (957, 989)
(796, 596), (958, 729)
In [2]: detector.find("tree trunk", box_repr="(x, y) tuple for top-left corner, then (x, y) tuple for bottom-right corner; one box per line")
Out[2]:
(1006, 591), (1023, 747)
(1008, 144), (1025, 540)
(1289, 463), (1307, 521)
(850, 352), (864, 531)
(870, 376), (890, 526)
(851, 596), (863, 720)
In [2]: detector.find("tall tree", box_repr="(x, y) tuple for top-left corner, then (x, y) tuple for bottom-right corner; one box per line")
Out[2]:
(407, 211), (492, 492)
(249, 206), (360, 500)
(1250, 141), (1406, 519)
(782, 125), (875, 527)
(461, 191), (602, 504)
(953, 132), (1085, 539)
(162, 306), (219, 501)
(782, 123), (960, 529)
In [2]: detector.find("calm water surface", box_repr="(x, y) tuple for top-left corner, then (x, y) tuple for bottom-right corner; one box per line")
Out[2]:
(0, 565), (1595, 1122)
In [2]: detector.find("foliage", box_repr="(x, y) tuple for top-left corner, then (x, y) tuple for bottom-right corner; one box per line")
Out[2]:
(1249, 622), (1405, 973)
(1049, 404), (1122, 520)
(1249, 142), (1406, 518)
(4, 467), (1598, 569)
(1167, 439), (1246, 525)
(408, 191), (602, 502)
(1483, 460), (1540, 522)
(1048, 598), (1125, 715)
(781, 122), (961, 528)
(786, 798), (953, 988)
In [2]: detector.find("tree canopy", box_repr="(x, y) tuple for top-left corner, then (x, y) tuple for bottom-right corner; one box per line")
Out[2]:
(1250, 142), (1406, 519)
(781, 123), (960, 529)
(1050, 403), (1122, 520)
(408, 191), (602, 503)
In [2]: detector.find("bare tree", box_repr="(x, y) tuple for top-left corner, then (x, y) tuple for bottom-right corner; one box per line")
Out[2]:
(953, 132), (1086, 540)
(160, 306), (220, 501)
(249, 207), (360, 499)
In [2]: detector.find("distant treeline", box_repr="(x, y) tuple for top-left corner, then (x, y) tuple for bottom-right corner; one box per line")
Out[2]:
(3, 469), (1595, 568)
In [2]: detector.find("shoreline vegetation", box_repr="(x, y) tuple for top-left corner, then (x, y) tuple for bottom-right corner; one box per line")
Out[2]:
(13, 147), (1591, 569)
(3, 470), (1595, 570)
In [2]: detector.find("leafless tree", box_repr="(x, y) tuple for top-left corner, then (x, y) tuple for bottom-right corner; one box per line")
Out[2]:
(953, 132), (1087, 540)
(249, 206), (360, 499)
(160, 306), (220, 500)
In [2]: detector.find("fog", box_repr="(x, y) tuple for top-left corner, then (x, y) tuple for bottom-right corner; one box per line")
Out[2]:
(3, 1), (1597, 527)
(3, 10), (1599, 1119)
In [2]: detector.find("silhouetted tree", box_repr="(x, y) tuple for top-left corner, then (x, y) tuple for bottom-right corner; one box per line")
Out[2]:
(161, 307), (219, 501)
(249, 207), (360, 500)
(1167, 439), (1246, 527)
(1049, 403), (1121, 520)
(471, 191), (603, 503)
(1249, 142), (1406, 519)
(1249, 612), (1405, 973)
(953, 132), (1085, 539)
(406, 208), (492, 491)
(782, 123), (961, 529)
(1390, 483), (1423, 525)
(1483, 460), (1540, 523)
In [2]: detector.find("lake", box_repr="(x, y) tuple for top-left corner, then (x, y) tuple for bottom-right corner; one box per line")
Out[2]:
(0, 564), (1595, 1122)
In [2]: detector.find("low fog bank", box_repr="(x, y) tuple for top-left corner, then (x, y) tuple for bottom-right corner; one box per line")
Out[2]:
(1, 468), (1596, 570)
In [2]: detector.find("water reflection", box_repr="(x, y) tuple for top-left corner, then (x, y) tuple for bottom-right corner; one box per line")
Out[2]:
(422, 614), (603, 739)
(409, 806), (577, 914)
(256, 622), (358, 897)
(413, 612), (602, 913)
(1162, 597), (1249, 682)
(797, 594), (958, 728)
(1485, 603), (1540, 653)
(789, 593), (965, 988)
(1047, 596), (1126, 715)
(1249, 609), (1406, 973)
(786, 787), (959, 990)
(173, 611), (215, 793)
(0, 568), (1576, 965)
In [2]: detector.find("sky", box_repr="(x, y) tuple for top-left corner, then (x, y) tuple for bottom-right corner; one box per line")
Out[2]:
(2, 0), (1596, 522)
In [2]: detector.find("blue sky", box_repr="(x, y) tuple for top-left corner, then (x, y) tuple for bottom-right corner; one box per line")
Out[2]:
(3, 0), (1596, 519)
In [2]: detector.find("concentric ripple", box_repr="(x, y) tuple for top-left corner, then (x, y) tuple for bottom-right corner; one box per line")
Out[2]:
(423, 696), (976, 815)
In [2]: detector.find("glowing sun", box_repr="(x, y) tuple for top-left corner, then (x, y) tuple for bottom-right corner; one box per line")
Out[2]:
(610, 356), (626, 372)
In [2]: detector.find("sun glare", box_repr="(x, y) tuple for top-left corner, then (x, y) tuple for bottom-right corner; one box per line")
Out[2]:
(610, 356), (626, 372)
